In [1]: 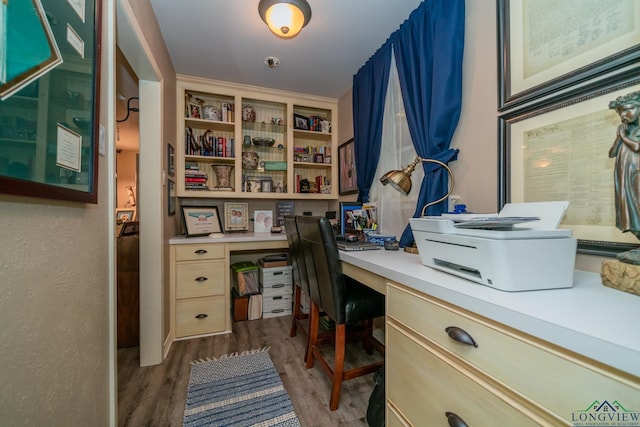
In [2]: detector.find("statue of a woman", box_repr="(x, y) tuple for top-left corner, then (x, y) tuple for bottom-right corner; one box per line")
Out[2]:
(608, 91), (640, 263)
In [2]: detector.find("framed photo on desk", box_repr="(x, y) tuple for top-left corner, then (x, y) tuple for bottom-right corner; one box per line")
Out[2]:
(224, 202), (249, 231)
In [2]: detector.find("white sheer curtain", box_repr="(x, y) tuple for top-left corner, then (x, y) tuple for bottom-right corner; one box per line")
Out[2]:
(369, 52), (422, 240)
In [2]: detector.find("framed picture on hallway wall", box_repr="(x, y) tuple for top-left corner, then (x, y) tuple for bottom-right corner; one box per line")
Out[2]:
(0, 0), (103, 203)
(167, 179), (176, 216)
(167, 144), (175, 176)
(497, 0), (640, 110)
(338, 138), (358, 195)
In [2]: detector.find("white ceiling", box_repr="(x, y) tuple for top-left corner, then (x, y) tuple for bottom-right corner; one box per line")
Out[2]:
(147, 0), (424, 98)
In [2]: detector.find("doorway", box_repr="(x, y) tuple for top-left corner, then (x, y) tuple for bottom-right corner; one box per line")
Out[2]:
(115, 48), (140, 349)
(115, 0), (165, 368)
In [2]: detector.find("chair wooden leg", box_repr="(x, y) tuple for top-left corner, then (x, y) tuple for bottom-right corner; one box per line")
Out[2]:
(290, 284), (301, 337)
(306, 302), (320, 369)
(329, 323), (347, 411)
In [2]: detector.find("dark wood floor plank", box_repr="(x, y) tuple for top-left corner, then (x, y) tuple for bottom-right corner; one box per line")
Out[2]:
(118, 315), (382, 427)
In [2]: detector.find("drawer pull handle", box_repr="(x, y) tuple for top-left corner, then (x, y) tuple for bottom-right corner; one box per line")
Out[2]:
(445, 326), (478, 347)
(194, 249), (208, 254)
(195, 276), (208, 282)
(272, 283), (285, 288)
(273, 271), (283, 275)
(273, 296), (283, 300)
(195, 313), (208, 319)
(445, 412), (468, 427)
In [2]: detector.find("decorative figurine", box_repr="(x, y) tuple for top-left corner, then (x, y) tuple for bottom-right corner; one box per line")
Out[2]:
(608, 90), (640, 264)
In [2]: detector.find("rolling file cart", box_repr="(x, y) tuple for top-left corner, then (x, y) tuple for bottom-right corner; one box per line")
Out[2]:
(259, 256), (293, 318)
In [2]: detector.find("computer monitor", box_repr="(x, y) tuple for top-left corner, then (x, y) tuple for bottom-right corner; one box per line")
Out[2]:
(339, 201), (362, 235)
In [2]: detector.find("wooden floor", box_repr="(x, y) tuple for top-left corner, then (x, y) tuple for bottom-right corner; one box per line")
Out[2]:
(118, 315), (383, 426)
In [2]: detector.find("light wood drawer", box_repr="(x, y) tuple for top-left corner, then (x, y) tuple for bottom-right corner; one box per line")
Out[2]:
(387, 405), (410, 427)
(175, 261), (226, 299)
(174, 244), (225, 261)
(387, 324), (544, 426)
(175, 296), (226, 337)
(387, 283), (640, 421)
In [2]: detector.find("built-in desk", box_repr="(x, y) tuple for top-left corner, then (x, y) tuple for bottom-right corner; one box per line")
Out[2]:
(338, 249), (640, 425)
(169, 233), (287, 339)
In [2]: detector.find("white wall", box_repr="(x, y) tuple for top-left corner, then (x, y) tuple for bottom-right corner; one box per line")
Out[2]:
(0, 2), (113, 424)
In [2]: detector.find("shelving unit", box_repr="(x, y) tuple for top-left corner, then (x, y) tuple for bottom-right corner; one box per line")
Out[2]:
(177, 76), (338, 199)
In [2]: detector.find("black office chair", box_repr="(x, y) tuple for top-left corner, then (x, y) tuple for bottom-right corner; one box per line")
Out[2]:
(296, 215), (385, 411)
(284, 216), (311, 344)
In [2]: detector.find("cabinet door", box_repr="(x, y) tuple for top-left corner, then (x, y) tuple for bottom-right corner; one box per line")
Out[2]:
(387, 324), (546, 426)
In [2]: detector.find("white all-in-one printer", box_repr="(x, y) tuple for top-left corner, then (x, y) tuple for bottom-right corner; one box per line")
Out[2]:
(410, 202), (577, 291)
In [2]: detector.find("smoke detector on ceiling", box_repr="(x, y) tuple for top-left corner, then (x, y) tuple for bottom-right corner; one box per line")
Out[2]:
(264, 56), (280, 68)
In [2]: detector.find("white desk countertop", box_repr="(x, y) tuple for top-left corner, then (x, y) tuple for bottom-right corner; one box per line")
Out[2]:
(170, 233), (288, 245)
(339, 249), (640, 378)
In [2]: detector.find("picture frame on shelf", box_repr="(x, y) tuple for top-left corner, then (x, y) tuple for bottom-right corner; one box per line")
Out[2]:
(188, 102), (202, 119)
(181, 206), (223, 237)
(202, 104), (221, 121)
(167, 143), (175, 176)
(338, 138), (358, 195)
(294, 113), (309, 130)
(254, 210), (273, 233)
(167, 179), (176, 216)
(498, 74), (640, 256)
(246, 176), (263, 193)
(261, 177), (273, 193)
(224, 202), (249, 231)
(116, 208), (136, 223)
(497, 0), (640, 110)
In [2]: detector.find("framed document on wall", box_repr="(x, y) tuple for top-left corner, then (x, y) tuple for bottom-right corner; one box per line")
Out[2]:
(498, 74), (640, 256)
(497, 0), (640, 110)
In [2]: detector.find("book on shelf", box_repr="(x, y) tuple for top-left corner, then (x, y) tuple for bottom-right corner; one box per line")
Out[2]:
(184, 164), (210, 190)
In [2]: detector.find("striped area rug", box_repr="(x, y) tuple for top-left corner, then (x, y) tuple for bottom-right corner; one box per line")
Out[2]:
(183, 348), (301, 427)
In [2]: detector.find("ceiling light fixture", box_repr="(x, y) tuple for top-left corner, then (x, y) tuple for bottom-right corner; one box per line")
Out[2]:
(258, 0), (311, 39)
